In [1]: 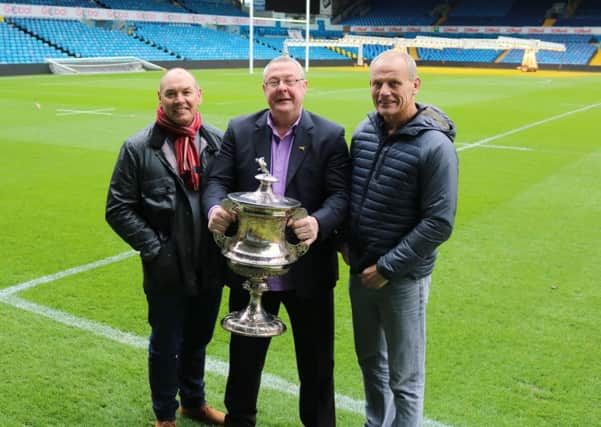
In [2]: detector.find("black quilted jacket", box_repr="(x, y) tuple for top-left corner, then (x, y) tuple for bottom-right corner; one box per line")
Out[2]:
(348, 103), (458, 280)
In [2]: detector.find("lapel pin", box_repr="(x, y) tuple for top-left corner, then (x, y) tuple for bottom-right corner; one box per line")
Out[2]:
(299, 146), (305, 151)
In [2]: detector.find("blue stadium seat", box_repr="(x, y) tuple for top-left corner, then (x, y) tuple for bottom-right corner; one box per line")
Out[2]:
(182, 0), (246, 16)
(340, 0), (441, 26)
(134, 22), (275, 60)
(9, 18), (176, 61)
(0, 21), (68, 64)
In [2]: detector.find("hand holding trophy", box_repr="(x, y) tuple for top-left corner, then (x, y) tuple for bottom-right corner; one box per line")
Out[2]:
(212, 157), (308, 337)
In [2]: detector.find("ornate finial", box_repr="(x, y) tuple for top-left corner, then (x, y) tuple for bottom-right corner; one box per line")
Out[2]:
(256, 157), (270, 175)
(253, 157), (277, 194)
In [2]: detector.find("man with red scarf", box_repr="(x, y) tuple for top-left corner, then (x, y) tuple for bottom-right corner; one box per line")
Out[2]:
(106, 68), (225, 427)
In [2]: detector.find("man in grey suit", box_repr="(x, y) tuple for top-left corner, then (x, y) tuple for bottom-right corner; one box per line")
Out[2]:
(203, 56), (351, 427)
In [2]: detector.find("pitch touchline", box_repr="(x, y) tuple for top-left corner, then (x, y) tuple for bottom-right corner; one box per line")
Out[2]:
(0, 255), (450, 427)
(0, 251), (136, 298)
(458, 102), (601, 152)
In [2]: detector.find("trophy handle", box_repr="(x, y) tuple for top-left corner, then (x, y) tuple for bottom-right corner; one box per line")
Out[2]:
(212, 198), (237, 250)
(286, 207), (309, 258)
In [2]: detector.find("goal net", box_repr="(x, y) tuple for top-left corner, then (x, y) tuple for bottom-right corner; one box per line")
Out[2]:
(46, 56), (164, 75)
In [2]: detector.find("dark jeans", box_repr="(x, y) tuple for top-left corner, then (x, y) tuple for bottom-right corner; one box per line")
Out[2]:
(146, 288), (223, 421)
(224, 285), (335, 427)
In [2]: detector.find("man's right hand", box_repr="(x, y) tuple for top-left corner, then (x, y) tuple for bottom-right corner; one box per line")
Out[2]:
(208, 205), (237, 234)
(361, 264), (388, 289)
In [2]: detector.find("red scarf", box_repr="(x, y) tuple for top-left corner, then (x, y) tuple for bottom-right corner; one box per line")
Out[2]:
(155, 106), (202, 191)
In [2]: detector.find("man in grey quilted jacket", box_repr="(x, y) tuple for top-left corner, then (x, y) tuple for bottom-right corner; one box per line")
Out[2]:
(344, 50), (458, 427)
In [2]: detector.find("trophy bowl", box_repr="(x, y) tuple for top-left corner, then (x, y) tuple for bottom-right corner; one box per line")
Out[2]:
(213, 158), (308, 337)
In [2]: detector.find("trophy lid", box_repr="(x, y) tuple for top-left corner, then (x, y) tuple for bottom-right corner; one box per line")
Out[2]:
(227, 158), (301, 210)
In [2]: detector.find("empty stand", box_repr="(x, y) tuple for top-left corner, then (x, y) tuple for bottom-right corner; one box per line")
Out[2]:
(0, 1), (599, 68)
(182, 0), (246, 16)
(134, 23), (276, 60)
(99, 0), (185, 13)
(0, 21), (68, 64)
(339, 0), (442, 26)
(10, 18), (176, 61)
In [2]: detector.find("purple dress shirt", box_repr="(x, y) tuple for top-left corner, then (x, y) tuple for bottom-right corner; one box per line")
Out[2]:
(266, 112), (301, 291)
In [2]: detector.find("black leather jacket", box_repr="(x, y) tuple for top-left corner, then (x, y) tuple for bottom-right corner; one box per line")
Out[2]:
(106, 122), (224, 295)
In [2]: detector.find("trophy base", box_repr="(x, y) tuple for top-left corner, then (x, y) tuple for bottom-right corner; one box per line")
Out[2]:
(222, 309), (287, 337)
(221, 278), (287, 337)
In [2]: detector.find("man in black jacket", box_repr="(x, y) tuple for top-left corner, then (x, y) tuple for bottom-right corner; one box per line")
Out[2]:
(204, 56), (350, 427)
(106, 68), (225, 427)
(345, 50), (458, 426)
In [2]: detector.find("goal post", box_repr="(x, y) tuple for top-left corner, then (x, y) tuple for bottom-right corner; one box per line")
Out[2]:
(247, 0), (311, 74)
(46, 56), (164, 75)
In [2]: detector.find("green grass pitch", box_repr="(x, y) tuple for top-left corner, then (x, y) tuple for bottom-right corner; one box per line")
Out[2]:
(1, 66), (600, 426)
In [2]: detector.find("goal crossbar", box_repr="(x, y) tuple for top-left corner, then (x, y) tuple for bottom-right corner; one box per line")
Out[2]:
(46, 56), (164, 75)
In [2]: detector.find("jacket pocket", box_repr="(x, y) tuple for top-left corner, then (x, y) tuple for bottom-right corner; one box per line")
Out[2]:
(141, 177), (176, 233)
(142, 236), (182, 291)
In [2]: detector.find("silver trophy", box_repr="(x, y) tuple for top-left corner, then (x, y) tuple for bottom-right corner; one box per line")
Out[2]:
(213, 158), (308, 337)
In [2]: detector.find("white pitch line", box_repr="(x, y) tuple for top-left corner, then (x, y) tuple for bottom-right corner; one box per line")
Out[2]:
(458, 102), (601, 152)
(0, 251), (136, 297)
(56, 108), (115, 116)
(0, 255), (451, 426)
(2, 294), (149, 348)
(455, 143), (532, 152)
(56, 108), (115, 112)
(476, 144), (532, 152)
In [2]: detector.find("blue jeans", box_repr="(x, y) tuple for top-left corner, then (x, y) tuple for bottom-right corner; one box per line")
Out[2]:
(146, 288), (222, 421)
(349, 274), (430, 427)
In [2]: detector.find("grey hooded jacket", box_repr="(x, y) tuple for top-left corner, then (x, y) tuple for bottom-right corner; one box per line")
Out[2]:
(348, 103), (458, 281)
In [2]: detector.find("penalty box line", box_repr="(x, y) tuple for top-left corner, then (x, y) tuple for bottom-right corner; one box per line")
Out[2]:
(0, 253), (451, 427)
(458, 101), (601, 152)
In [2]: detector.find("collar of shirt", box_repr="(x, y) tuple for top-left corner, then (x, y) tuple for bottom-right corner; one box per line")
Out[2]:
(267, 110), (302, 141)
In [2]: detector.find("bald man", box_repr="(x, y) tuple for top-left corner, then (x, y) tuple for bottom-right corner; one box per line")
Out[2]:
(106, 68), (226, 427)
(345, 51), (458, 426)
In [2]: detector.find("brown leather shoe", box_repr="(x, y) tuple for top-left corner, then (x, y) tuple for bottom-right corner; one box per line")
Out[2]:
(181, 403), (225, 425)
(155, 421), (176, 427)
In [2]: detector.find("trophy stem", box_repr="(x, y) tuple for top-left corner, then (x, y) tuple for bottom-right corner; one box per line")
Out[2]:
(221, 278), (287, 337)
